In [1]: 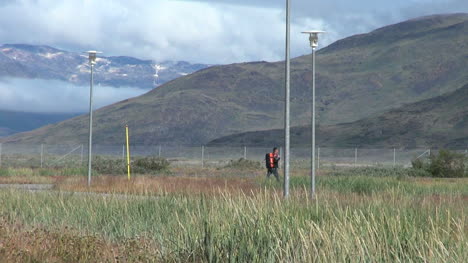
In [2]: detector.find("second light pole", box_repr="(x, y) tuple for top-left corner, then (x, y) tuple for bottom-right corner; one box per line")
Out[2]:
(283, 0), (291, 198)
(86, 50), (101, 187)
(302, 31), (324, 198)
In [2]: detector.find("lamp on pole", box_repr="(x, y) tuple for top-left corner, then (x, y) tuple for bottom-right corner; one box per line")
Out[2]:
(283, 0), (291, 198)
(85, 50), (101, 187)
(302, 31), (324, 198)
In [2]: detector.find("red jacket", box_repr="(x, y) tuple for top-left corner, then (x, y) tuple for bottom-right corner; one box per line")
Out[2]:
(265, 152), (280, 169)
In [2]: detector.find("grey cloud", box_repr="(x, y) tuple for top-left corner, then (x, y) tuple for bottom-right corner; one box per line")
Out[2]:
(0, 0), (466, 64)
(183, 0), (468, 53)
(0, 78), (146, 113)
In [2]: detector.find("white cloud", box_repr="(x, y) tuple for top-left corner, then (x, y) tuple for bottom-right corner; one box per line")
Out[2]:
(0, 78), (147, 113)
(0, 0), (466, 64)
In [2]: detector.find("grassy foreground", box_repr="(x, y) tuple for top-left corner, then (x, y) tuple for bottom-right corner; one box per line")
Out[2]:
(0, 175), (467, 262)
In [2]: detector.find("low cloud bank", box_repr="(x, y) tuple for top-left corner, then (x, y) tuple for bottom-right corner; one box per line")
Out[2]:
(0, 78), (147, 113)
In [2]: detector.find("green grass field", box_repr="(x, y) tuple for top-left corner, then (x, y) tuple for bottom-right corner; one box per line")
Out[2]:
(0, 167), (466, 262)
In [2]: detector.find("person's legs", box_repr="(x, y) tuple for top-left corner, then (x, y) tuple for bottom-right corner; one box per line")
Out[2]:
(266, 168), (272, 178)
(273, 168), (280, 182)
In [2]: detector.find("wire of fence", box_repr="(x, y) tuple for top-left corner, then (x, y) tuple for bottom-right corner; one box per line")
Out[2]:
(0, 143), (465, 169)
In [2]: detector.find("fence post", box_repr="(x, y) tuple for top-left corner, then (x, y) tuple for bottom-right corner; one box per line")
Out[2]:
(201, 145), (205, 168)
(244, 146), (247, 160)
(393, 148), (396, 166)
(0, 143), (2, 167)
(40, 144), (44, 168)
(354, 148), (357, 167)
(158, 145), (162, 157)
(317, 147), (320, 172)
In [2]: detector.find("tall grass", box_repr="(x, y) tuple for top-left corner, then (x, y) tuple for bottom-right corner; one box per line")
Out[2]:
(0, 181), (466, 262)
(285, 176), (468, 195)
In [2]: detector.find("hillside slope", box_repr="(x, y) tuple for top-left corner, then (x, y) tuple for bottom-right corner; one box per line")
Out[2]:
(2, 13), (467, 145)
(0, 111), (78, 138)
(209, 83), (468, 148)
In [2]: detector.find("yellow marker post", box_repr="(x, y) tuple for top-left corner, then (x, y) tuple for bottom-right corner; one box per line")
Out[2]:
(126, 125), (131, 180)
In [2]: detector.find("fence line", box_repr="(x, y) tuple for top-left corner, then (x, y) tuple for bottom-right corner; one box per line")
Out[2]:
(0, 143), (465, 169)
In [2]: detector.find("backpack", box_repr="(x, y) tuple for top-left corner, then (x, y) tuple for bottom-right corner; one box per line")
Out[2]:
(265, 153), (273, 169)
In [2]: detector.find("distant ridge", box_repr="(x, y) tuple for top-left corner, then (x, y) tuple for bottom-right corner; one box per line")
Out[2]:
(0, 110), (79, 138)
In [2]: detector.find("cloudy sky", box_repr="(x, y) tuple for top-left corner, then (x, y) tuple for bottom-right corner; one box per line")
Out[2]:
(0, 0), (467, 64)
(0, 78), (147, 112)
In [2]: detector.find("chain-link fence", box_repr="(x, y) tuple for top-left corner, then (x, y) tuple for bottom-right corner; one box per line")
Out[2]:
(0, 143), (466, 170)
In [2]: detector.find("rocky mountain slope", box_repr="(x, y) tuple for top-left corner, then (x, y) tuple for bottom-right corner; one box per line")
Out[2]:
(208, 83), (468, 148)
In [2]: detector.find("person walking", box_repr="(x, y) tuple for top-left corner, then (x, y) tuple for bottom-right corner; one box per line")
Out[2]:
(265, 147), (280, 182)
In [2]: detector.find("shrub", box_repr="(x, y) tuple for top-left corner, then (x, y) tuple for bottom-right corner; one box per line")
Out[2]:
(92, 156), (126, 175)
(223, 158), (260, 170)
(411, 149), (467, 178)
(428, 150), (466, 178)
(133, 157), (170, 174)
(93, 156), (169, 175)
(0, 168), (10, 177)
(411, 158), (426, 170)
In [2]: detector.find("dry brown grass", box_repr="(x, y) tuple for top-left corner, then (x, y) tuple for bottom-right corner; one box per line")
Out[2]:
(0, 175), (58, 185)
(0, 218), (159, 262)
(55, 175), (262, 196)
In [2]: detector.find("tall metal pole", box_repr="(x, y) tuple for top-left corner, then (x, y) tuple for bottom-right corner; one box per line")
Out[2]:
(283, 0), (291, 198)
(311, 47), (316, 198)
(87, 62), (94, 187)
(303, 30), (324, 199)
(126, 125), (131, 180)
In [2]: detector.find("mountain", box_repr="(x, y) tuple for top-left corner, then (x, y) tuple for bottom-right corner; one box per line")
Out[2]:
(208, 83), (468, 148)
(1, 13), (467, 145)
(0, 111), (79, 138)
(0, 44), (209, 88)
(0, 127), (14, 138)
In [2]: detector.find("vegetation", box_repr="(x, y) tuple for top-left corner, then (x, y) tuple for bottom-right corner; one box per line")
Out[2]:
(222, 158), (261, 170)
(0, 175), (466, 262)
(92, 156), (170, 175)
(133, 156), (170, 173)
(0, 159), (467, 261)
(412, 149), (467, 177)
